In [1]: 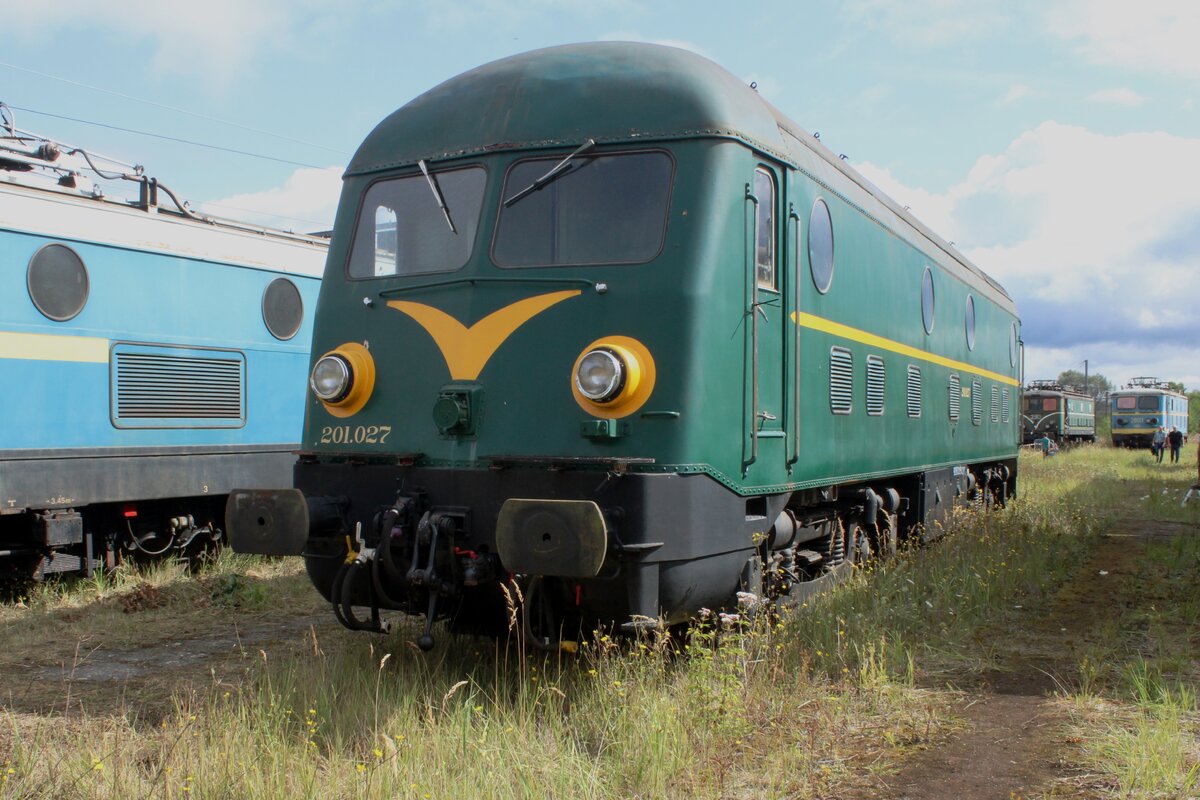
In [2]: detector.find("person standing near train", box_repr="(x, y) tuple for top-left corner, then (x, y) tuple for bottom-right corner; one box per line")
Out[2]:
(1168, 427), (1184, 463)
(1152, 426), (1168, 463)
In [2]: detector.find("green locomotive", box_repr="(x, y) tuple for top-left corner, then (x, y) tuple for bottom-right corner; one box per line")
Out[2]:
(1021, 380), (1096, 444)
(228, 43), (1020, 648)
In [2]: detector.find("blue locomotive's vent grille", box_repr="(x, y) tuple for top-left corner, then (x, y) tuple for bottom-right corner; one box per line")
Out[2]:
(866, 355), (885, 416)
(948, 374), (961, 422)
(830, 347), (853, 415)
(1002, 388), (1011, 423)
(907, 365), (922, 418)
(991, 386), (1000, 423)
(971, 380), (983, 426)
(111, 344), (246, 429)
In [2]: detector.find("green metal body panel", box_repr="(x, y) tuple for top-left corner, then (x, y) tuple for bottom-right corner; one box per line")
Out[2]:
(303, 43), (1020, 496)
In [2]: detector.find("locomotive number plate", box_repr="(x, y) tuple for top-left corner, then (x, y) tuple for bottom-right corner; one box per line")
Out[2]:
(318, 425), (392, 445)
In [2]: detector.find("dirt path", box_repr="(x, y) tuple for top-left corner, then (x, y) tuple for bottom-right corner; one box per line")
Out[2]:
(851, 522), (1163, 800)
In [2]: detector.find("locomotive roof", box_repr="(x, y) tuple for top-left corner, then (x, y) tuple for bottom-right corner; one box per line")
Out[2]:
(1111, 386), (1186, 397)
(349, 42), (1013, 309)
(1024, 387), (1091, 398)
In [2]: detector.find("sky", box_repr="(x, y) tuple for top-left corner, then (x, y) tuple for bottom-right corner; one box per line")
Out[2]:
(4, 0), (1200, 389)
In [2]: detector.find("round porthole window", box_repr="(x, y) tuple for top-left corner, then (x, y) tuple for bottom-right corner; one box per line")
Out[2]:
(1009, 321), (1018, 366)
(262, 277), (304, 340)
(965, 294), (976, 351)
(808, 198), (834, 294)
(921, 267), (935, 334)
(27, 243), (89, 321)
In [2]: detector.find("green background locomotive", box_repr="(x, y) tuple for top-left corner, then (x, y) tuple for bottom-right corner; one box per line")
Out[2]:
(1021, 380), (1096, 444)
(229, 43), (1021, 647)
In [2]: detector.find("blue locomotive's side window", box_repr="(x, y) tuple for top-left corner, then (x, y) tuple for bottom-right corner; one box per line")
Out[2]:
(347, 166), (487, 279)
(494, 151), (673, 267)
(28, 243), (89, 321)
(262, 277), (303, 341)
(809, 198), (834, 294)
(921, 267), (935, 334)
(965, 294), (976, 350)
(754, 168), (776, 290)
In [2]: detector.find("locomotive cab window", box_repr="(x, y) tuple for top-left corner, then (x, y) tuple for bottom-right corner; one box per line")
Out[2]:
(1043, 398), (1058, 411)
(347, 166), (487, 278)
(1115, 396), (1137, 410)
(1138, 396), (1160, 411)
(493, 150), (673, 267)
(753, 168), (776, 290)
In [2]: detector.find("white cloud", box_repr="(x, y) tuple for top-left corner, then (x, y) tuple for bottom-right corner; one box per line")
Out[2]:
(845, 0), (1011, 45)
(6, 0), (340, 90)
(860, 122), (1200, 389)
(201, 166), (343, 233)
(1046, 0), (1200, 80)
(1087, 88), (1147, 107)
(999, 84), (1032, 106)
(598, 33), (713, 61)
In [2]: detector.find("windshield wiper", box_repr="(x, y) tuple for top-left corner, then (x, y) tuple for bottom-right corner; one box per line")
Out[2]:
(503, 138), (596, 207)
(418, 159), (456, 233)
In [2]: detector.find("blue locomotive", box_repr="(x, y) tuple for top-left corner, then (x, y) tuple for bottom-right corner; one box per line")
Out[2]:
(0, 115), (326, 577)
(1110, 377), (1188, 448)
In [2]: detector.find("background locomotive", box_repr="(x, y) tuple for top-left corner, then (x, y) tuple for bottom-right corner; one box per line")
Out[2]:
(1110, 377), (1188, 448)
(1021, 380), (1096, 444)
(229, 43), (1021, 648)
(1, 113), (326, 578)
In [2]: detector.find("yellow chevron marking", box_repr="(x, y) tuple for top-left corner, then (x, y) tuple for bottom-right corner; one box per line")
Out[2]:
(794, 312), (1019, 386)
(387, 290), (581, 380)
(0, 331), (109, 363)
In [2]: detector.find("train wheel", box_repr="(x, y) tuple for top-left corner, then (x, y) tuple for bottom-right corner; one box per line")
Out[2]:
(871, 513), (899, 560)
(845, 521), (873, 568)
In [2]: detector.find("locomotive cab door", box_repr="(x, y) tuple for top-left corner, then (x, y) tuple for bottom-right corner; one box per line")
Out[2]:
(743, 163), (789, 478)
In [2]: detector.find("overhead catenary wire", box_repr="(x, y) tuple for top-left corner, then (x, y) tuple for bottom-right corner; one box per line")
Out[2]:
(7, 104), (332, 170)
(0, 60), (351, 157)
(201, 201), (332, 229)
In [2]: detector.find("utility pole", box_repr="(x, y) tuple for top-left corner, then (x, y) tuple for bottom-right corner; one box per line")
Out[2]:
(1084, 359), (1089, 396)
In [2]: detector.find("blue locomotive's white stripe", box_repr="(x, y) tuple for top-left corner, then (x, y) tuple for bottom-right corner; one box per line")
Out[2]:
(0, 331), (109, 363)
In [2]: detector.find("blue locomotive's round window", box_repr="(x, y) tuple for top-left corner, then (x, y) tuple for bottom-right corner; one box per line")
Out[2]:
(262, 277), (303, 340)
(921, 267), (935, 334)
(1009, 322), (1018, 366)
(965, 294), (976, 350)
(808, 198), (834, 294)
(27, 243), (89, 321)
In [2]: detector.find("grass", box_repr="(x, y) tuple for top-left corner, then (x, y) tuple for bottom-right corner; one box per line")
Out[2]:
(0, 446), (1196, 798)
